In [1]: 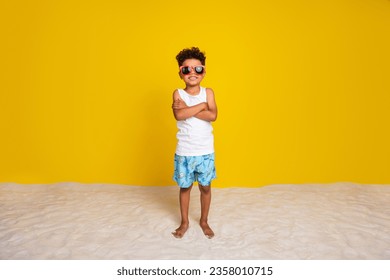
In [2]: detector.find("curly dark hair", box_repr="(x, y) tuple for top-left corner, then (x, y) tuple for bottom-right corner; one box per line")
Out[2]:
(176, 47), (206, 66)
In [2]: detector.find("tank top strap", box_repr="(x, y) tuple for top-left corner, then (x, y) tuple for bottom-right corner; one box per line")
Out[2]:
(200, 87), (207, 101)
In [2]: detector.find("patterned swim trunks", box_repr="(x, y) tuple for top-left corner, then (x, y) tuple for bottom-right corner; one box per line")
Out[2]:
(173, 153), (216, 188)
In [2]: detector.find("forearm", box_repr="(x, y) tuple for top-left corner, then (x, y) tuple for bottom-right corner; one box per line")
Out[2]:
(174, 102), (208, 121)
(195, 109), (217, 122)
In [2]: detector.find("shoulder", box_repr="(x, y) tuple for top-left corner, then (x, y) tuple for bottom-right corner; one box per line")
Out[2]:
(205, 87), (214, 95)
(173, 89), (181, 99)
(205, 88), (215, 98)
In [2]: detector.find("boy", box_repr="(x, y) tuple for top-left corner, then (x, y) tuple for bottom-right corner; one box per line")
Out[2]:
(171, 47), (218, 239)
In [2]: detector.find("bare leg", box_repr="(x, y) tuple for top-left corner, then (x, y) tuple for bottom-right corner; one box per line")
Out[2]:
(172, 184), (192, 238)
(198, 184), (214, 239)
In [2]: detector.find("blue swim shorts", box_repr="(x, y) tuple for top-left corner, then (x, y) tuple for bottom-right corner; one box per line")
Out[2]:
(173, 153), (216, 188)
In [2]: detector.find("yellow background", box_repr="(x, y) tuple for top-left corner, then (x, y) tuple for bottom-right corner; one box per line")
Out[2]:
(1, 0), (389, 187)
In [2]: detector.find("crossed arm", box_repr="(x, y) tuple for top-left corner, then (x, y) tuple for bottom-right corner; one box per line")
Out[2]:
(172, 88), (218, 122)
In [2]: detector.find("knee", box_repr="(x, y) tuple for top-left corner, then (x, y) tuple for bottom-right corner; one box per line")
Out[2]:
(180, 184), (193, 193)
(199, 185), (211, 194)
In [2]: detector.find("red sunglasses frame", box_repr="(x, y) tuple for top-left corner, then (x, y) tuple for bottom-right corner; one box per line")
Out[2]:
(179, 65), (206, 75)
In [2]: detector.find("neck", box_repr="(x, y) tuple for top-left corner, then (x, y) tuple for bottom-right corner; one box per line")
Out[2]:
(184, 85), (201, 95)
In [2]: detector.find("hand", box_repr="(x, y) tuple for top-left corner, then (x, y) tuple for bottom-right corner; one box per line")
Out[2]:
(172, 99), (188, 110)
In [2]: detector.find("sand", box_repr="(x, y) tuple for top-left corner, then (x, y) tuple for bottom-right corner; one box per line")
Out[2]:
(1, 182), (389, 259)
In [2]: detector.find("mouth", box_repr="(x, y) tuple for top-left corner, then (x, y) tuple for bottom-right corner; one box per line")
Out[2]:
(188, 76), (198, 80)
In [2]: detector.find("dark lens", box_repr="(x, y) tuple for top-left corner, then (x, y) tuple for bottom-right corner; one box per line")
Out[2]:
(181, 66), (190, 74)
(195, 66), (204, 74)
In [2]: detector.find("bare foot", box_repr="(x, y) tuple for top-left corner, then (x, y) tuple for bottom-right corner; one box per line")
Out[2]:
(172, 223), (189, 238)
(200, 221), (214, 239)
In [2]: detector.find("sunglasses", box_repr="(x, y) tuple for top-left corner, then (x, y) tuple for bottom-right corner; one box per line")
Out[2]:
(179, 65), (205, 75)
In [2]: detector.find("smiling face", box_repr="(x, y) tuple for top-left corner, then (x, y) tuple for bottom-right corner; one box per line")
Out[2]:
(179, 58), (206, 87)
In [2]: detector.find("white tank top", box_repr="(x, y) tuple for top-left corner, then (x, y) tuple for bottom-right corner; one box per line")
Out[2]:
(175, 87), (214, 156)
